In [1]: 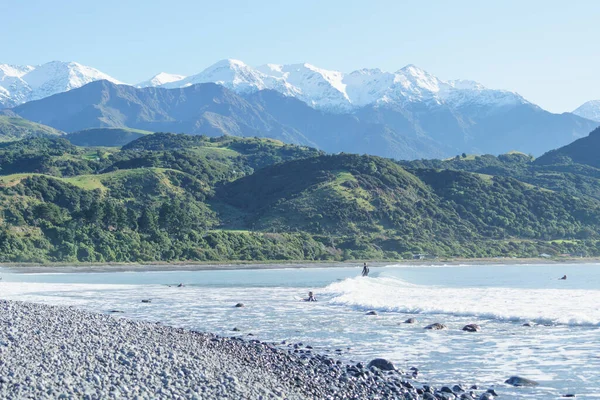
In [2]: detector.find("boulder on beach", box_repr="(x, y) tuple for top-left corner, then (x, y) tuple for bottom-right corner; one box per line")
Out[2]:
(404, 318), (417, 324)
(235, 303), (245, 308)
(462, 324), (481, 332)
(504, 376), (539, 387)
(367, 358), (395, 371)
(424, 323), (447, 330)
(365, 311), (378, 316)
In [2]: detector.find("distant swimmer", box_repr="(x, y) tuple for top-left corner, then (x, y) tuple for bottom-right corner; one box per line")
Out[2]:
(560, 275), (567, 280)
(305, 291), (317, 302)
(177, 283), (184, 287)
(361, 262), (370, 277)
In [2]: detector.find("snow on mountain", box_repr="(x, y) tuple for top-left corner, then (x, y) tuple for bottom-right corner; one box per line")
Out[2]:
(573, 100), (600, 122)
(136, 72), (186, 88)
(162, 59), (270, 91)
(1, 58), (529, 113)
(0, 61), (121, 108)
(157, 59), (527, 112)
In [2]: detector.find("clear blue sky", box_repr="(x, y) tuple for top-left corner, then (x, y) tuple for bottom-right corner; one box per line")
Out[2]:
(1, 0), (598, 112)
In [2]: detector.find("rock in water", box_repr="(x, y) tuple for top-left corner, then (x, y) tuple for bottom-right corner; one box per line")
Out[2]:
(462, 324), (481, 332)
(424, 323), (447, 330)
(367, 358), (395, 371)
(365, 311), (378, 316)
(404, 318), (417, 323)
(141, 299), (151, 303)
(504, 376), (539, 387)
(235, 303), (245, 308)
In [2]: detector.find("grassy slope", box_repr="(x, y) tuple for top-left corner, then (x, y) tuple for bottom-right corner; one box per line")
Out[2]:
(0, 116), (64, 141)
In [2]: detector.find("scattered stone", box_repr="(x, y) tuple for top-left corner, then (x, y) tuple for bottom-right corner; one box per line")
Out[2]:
(504, 376), (539, 387)
(486, 388), (498, 396)
(234, 303), (245, 308)
(424, 323), (447, 330)
(0, 299), (484, 400)
(231, 327), (241, 332)
(404, 318), (417, 323)
(462, 324), (481, 332)
(367, 358), (395, 371)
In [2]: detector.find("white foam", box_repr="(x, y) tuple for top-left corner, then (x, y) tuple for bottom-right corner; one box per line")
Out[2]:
(324, 276), (600, 326)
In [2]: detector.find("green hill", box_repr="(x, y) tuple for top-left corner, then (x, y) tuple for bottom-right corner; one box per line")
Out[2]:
(535, 126), (600, 168)
(1, 132), (600, 263)
(0, 116), (64, 141)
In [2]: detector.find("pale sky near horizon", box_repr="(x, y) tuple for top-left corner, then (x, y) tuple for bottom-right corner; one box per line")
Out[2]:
(1, 0), (598, 113)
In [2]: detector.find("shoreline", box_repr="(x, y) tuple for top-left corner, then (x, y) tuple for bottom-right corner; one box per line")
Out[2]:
(1, 256), (598, 274)
(0, 299), (488, 399)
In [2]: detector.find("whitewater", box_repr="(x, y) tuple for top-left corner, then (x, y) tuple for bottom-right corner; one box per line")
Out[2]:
(1, 263), (598, 398)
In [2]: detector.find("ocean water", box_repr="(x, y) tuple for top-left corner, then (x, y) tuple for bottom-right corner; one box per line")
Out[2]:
(1, 263), (599, 399)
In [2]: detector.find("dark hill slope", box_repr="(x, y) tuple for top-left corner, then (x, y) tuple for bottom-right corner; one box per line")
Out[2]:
(0, 116), (64, 141)
(535, 126), (600, 167)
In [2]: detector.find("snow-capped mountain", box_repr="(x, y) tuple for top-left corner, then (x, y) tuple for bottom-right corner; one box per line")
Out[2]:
(573, 100), (600, 122)
(136, 72), (186, 88)
(0, 61), (122, 108)
(151, 59), (527, 112)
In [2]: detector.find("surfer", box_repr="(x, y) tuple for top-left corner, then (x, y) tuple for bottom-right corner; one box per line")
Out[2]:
(177, 283), (184, 287)
(361, 262), (370, 277)
(305, 291), (317, 302)
(560, 275), (567, 280)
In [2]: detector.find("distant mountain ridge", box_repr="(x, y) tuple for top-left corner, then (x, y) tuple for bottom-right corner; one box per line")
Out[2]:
(154, 59), (527, 113)
(9, 80), (598, 159)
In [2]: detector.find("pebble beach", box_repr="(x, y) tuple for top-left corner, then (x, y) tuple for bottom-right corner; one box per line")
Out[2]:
(0, 300), (495, 400)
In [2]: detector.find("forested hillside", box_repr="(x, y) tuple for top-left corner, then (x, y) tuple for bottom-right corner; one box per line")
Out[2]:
(0, 132), (599, 263)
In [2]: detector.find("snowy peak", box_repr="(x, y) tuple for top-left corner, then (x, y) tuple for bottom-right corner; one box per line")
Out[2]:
(153, 60), (526, 112)
(0, 64), (35, 79)
(163, 59), (269, 92)
(136, 72), (186, 88)
(0, 61), (121, 107)
(23, 61), (122, 100)
(573, 100), (600, 122)
(0, 59), (529, 114)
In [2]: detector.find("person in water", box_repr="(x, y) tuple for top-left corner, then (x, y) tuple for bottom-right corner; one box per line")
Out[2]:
(362, 262), (370, 277)
(305, 291), (317, 302)
(560, 275), (567, 280)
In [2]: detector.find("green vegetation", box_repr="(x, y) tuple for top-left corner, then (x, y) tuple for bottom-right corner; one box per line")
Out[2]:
(1, 131), (600, 263)
(0, 116), (64, 141)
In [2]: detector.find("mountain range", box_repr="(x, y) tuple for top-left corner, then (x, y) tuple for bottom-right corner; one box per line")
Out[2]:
(1, 59), (599, 159)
